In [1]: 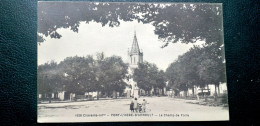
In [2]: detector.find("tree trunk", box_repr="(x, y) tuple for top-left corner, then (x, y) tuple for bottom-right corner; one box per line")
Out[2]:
(205, 95), (208, 102)
(192, 86), (195, 97)
(113, 90), (117, 99)
(106, 91), (109, 98)
(48, 93), (51, 103)
(197, 94), (200, 100)
(162, 88), (164, 96)
(205, 84), (209, 102)
(214, 84), (217, 101)
(214, 84), (217, 95)
(217, 84), (220, 95)
(97, 91), (99, 100)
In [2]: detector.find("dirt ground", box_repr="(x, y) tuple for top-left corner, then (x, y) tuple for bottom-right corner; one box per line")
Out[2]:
(38, 96), (229, 122)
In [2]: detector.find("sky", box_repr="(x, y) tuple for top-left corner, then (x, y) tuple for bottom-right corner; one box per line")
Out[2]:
(38, 20), (204, 71)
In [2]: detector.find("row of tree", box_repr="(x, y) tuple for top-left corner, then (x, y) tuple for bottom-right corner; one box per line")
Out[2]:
(165, 43), (226, 97)
(38, 44), (226, 100)
(38, 53), (128, 100)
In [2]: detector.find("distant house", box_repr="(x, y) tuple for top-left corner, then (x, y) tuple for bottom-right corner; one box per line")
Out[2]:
(178, 82), (227, 97)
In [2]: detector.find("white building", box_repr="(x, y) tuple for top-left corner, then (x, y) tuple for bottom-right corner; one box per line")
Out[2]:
(179, 82), (228, 97)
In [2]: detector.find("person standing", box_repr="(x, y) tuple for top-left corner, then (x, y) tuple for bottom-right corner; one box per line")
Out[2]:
(130, 100), (134, 112)
(142, 99), (147, 112)
(133, 98), (138, 112)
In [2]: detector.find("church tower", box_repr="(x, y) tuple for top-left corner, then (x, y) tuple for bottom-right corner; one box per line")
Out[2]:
(126, 31), (143, 98)
(128, 31), (143, 69)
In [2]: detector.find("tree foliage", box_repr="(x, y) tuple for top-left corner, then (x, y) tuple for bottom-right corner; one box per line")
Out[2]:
(99, 55), (128, 95)
(166, 43), (226, 95)
(37, 53), (128, 97)
(133, 62), (166, 95)
(38, 3), (223, 47)
(58, 56), (96, 94)
(38, 61), (62, 95)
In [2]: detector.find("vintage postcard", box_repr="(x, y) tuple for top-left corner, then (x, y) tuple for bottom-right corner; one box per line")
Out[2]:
(37, 2), (229, 122)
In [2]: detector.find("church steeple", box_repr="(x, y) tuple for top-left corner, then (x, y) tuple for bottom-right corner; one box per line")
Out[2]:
(130, 31), (140, 55)
(128, 31), (143, 68)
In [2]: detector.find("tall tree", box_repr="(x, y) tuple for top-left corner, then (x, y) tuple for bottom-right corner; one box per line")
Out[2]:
(94, 52), (106, 100)
(101, 55), (128, 98)
(58, 56), (96, 95)
(133, 62), (165, 96)
(154, 70), (166, 96)
(133, 62), (153, 95)
(197, 44), (226, 98)
(38, 61), (62, 102)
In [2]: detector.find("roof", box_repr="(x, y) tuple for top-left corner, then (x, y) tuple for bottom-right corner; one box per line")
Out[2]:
(130, 31), (140, 54)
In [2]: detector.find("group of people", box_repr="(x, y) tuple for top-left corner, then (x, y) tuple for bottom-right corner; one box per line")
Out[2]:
(130, 98), (147, 113)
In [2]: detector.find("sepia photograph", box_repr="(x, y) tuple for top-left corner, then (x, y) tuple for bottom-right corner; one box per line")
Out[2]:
(37, 2), (229, 122)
